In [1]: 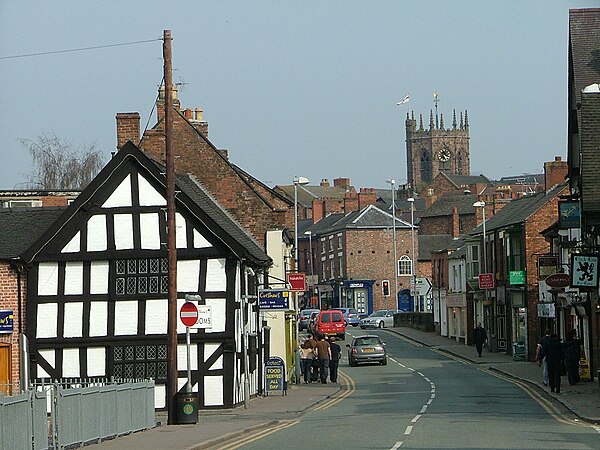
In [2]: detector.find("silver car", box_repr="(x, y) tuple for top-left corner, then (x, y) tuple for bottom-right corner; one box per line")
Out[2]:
(346, 335), (387, 366)
(360, 309), (397, 329)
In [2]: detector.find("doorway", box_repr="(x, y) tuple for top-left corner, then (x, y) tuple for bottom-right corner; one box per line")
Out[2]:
(0, 343), (11, 395)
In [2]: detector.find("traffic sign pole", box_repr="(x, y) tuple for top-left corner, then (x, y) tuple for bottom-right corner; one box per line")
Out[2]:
(180, 302), (199, 394)
(186, 326), (192, 393)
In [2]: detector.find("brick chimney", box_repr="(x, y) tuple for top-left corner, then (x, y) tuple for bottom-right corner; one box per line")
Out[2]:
(544, 156), (568, 190)
(451, 207), (460, 238)
(312, 199), (326, 223)
(343, 191), (359, 213)
(116, 112), (140, 150)
(334, 177), (351, 190)
(188, 108), (209, 136)
(358, 188), (377, 209)
(156, 83), (181, 123)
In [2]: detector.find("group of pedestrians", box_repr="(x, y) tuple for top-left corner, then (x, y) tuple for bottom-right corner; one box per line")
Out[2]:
(299, 333), (342, 384)
(536, 328), (582, 393)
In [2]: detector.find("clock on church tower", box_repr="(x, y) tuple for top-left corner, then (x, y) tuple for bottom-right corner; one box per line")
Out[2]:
(404, 109), (471, 192)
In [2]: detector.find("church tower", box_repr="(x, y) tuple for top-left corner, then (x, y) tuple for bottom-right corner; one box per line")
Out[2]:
(405, 109), (470, 193)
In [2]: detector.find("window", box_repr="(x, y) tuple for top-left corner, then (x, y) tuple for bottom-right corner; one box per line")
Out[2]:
(115, 258), (168, 295)
(321, 240), (326, 254)
(398, 255), (413, 276)
(329, 236), (334, 252)
(338, 254), (344, 276)
(337, 234), (343, 249)
(113, 343), (167, 381)
(4, 200), (43, 208)
(468, 244), (480, 278)
(507, 234), (523, 271)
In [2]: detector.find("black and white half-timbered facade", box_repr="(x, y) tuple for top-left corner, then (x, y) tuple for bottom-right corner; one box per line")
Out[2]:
(21, 142), (272, 409)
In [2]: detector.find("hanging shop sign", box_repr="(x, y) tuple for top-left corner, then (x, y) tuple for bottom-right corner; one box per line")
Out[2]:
(509, 271), (526, 285)
(571, 254), (599, 289)
(545, 273), (570, 289)
(258, 289), (291, 310)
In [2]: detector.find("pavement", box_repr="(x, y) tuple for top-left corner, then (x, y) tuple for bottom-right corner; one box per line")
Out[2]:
(91, 326), (600, 449)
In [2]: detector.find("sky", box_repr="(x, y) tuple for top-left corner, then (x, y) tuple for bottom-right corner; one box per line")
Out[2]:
(1, 0), (598, 191)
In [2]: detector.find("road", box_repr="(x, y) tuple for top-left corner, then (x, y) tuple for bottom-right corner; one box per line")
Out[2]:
(216, 328), (600, 449)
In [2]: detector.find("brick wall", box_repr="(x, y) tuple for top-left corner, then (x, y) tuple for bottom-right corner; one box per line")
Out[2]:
(0, 262), (24, 387)
(345, 228), (414, 310)
(134, 108), (293, 245)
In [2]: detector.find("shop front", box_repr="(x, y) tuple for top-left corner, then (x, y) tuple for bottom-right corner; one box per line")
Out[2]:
(341, 280), (374, 315)
(447, 292), (467, 343)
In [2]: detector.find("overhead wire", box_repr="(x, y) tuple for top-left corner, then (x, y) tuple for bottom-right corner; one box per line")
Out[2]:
(0, 37), (162, 60)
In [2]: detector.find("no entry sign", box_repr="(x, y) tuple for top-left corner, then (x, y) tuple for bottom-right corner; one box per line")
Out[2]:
(180, 302), (199, 327)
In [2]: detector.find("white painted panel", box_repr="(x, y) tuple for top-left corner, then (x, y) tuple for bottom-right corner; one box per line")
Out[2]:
(102, 174), (132, 208)
(193, 229), (211, 248)
(154, 385), (166, 409)
(205, 259), (226, 291)
(208, 355), (224, 371)
(114, 301), (138, 335)
(175, 213), (187, 248)
(177, 344), (198, 371)
(90, 261), (109, 294)
(62, 348), (80, 378)
(62, 232), (80, 253)
(204, 298), (226, 333)
(38, 262), (58, 296)
(140, 213), (161, 249)
(37, 349), (55, 378)
(145, 299), (167, 335)
(204, 376), (224, 406)
(114, 214), (134, 249)
(89, 301), (108, 337)
(138, 173), (166, 206)
(177, 260), (200, 292)
(64, 262), (83, 295)
(87, 215), (107, 251)
(36, 303), (58, 338)
(177, 378), (197, 392)
(63, 302), (83, 338)
(87, 347), (106, 376)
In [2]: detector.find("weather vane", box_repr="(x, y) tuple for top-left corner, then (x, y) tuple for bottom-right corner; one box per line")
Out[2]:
(433, 92), (440, 117)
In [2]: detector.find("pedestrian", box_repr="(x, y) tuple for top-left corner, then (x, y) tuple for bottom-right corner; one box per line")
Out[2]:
(473, 322), (487, 357)
(329, 337), (342, 383)
(299, 341), (315, 383)
(315, 334), (331, 384)
(563, 329), (581, 386)
(537, 329), (551, 386)
(305, 333), (319, 382)
(541, 332), (563, 393)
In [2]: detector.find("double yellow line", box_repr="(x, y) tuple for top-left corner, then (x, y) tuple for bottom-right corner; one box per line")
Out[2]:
(217, 370), (357, 449)
(314, 369), (356, 411)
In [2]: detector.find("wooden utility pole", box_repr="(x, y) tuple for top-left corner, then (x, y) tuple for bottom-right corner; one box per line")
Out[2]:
(163, 29), (178, 425)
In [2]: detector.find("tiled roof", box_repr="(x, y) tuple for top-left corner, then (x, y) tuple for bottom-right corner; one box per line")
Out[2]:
(274, 184), (348, 208)
(569, 8), (600, 107)
(421, 193), (479, 217)
(447, 174), (491, 187)
(470, 184), (567, 235)
(0, 208), (66, 259)
(419, 234), (454, 260)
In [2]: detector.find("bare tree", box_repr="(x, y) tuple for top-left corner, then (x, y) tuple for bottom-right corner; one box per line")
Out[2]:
(19, 131), (105, 190)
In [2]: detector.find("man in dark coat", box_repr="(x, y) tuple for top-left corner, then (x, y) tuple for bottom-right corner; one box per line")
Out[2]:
(542, 333), (563, 393)
(563, 330), (581, 386)
(474, 322), (487, 357)
(315, 335), (331, 384)
(329, 337), (342, 383)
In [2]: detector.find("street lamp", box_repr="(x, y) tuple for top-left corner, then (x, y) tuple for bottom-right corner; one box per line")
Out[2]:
(304, 231), (314, 307)
(473, 200), (488, 347)
(407, 197), (417, 311)
(293, 176), (309, 385)
(386, 179), (398, 310)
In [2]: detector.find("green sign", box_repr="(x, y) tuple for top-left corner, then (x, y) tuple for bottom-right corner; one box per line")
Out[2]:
(509, 271), (526, 285)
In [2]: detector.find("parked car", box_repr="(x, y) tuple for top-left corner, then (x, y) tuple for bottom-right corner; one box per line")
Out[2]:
(346, 335), (387, 366)
(298, 308), (320, 332)
(360, 310), (398, 329)
(314, 309), (346, 340)
(307, 311), (320, 335)
(338, 307), (361, 327)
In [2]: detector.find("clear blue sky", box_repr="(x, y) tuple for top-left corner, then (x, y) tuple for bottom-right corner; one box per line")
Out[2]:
(1, 0), (597, 190)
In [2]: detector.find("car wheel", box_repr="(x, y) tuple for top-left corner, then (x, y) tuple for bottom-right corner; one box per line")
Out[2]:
(349, 357), (357, 367)
(340, 333), (345, 341)
(381, 357), (387, 366)
(378, 321), (384, 329)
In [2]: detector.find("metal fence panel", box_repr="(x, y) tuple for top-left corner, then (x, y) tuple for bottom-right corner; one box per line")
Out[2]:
(0, 391), (34, 450)
(32, 390), (49, 450)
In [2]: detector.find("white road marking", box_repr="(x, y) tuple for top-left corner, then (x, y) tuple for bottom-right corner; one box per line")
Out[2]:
(404, 426), (413, 435)
(390, 441), (403, 449)
(430, 393), (436, 399)
(411, 414), (421, 423)
(417, 371), (424, 376)
(427, 399), (433, 405)
(420, 405), (427, 413)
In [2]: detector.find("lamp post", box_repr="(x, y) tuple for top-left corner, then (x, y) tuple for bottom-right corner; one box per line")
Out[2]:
(386, 179), (398, 310)
(473, 200), (489, 349)
(293, 176), (309, 385)
(407, 197), (417, 311)
(304, 231), (314, 307)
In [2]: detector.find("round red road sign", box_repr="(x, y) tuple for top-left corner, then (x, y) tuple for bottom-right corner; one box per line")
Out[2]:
(180, 302), (199, 327)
